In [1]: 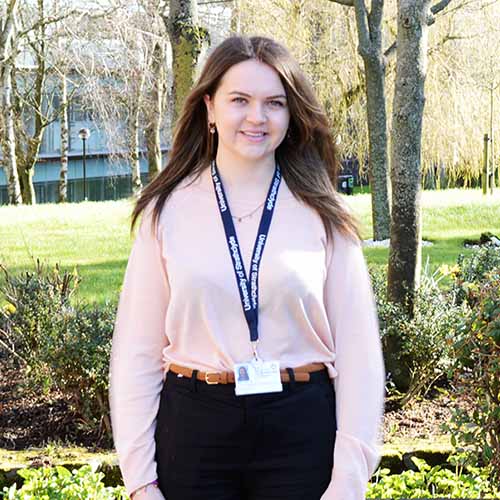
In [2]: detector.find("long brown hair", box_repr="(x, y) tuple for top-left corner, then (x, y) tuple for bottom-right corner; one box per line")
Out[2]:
(131, 35), (359, 241)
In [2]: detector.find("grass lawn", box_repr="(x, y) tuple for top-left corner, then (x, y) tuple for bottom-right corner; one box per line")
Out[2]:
(0, 188), (499, 304)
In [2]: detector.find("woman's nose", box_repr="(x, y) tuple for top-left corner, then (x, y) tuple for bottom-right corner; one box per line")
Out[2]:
(246, 102), (267, 123)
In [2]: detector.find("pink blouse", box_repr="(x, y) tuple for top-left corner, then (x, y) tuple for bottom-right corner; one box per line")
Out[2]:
(109, 167), (386, 499)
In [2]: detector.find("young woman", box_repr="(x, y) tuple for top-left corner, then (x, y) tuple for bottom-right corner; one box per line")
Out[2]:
(109, 35), (385, 500)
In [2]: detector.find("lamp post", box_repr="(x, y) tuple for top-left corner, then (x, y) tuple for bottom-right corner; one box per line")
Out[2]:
(78, 128), (91, 201)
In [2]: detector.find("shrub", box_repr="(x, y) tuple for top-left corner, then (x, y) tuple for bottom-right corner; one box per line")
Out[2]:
(0, 262), (115, 441)
(451, 245), (500, 306)
(371, 264), (465, 404)
(1, 463), (127, 499)
(36, 301), (116, 439)
(443, 270), (500, 483)
(367, 455), (500, 498)
(0, 261), (79, 371)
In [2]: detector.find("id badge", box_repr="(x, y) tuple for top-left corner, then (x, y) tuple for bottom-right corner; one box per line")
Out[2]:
(234, 359), (283, 396)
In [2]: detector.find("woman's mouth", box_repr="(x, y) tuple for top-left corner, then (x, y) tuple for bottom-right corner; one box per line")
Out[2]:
(240, 131), (267, 142)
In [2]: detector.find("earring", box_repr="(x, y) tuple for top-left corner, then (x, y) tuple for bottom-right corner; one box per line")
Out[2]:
(209, 122), (216, 134)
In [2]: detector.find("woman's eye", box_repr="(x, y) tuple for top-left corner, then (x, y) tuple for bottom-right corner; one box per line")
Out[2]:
(232, 97), (247, 103)
(269, 100), (285, 107)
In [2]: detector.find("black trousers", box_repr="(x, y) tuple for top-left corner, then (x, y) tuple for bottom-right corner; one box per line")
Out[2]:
(154, 366), (337, 500)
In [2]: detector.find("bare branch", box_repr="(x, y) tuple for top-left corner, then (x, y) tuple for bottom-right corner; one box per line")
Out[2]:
(439, 0), (498, 18)
(431, 0), (453, 15)
(0, 0), (20, 65)
(327, 0), (354, 6)
(383, 25), (478, 61)
(370, 0), (384, 34)
(428, 0), (453, 25)
(428, 32), (485, 57)
(17, 10), (80, 39)
(16, 5), (120, 40)
(0, 334), (28, 366)
(384, 40), (397, 59)
(353, 0), (371, 56)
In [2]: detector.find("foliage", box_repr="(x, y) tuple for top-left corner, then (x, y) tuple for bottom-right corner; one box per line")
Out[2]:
(0, 261), (116, 441)
(1, 463), (127, 499)
(442, 270), (500, 484)
(35, 301), (116, 438)
(0, 260), (79, 367)
(450, 245), (500, 306)
(370, 263), (465, 404)
(366, 455), (500, 498)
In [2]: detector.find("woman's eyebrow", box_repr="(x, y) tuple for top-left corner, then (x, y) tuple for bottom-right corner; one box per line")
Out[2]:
(228, 91), (287, 99)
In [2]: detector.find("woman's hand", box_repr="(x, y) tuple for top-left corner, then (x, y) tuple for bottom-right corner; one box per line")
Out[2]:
(130, 485), (166, 500)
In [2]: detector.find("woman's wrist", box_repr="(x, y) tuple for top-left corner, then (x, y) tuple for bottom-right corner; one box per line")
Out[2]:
(130, 480), (159, 498)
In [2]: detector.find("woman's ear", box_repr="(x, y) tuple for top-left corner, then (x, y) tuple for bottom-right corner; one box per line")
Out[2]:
(203, 94), (214, 122)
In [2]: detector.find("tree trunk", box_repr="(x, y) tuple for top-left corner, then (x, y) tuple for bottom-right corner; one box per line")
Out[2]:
(17, 47), (46, 205)
(15, 0), (48, 205)
(145, 41), (165, 181)
(362, 43), (391, 241)
(128, 93), (143, 197)
(1, 60), (22, 204)
(0, 1), (23, 205)
(489, 85), (495, 190)
(482, 133), (490, 195)
(18, 166), (36, 204)
(386, 0), (430, 392)
(58, 73), (69, 202)
(165, 0), (209, 127)
(342, 0), (391, 240)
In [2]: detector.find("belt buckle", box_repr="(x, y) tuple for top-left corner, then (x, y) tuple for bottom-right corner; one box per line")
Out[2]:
(205, 372), (220, 385)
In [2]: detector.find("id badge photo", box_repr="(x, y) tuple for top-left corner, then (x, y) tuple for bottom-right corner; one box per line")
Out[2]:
(234, 359), (283, 396)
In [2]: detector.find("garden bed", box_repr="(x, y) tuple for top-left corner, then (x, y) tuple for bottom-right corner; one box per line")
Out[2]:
(1, 359), (472, 453)
(0, 361), (111, 452)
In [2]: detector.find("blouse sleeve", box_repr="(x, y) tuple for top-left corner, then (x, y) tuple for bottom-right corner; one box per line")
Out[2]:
(320, 229), (386, 500)
(108, 204), (170, 496)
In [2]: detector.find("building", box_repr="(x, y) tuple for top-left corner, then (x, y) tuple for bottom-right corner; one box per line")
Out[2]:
(0, 1), (232, 205)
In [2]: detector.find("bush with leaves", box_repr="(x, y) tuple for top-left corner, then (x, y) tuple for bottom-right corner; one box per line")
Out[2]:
(370, 264), (465, 404)
(367, 455), (500, 498)
(451, 245), (500, 306)
(0, 261), (79, 369)
(442, 270), (500, 484)
(37, 301), (116, 439)
(1, 463), (127, 499)
(0, 261), (116, 441)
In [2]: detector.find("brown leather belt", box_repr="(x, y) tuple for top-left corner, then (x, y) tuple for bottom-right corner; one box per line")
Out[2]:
(168, 362), (327, 385)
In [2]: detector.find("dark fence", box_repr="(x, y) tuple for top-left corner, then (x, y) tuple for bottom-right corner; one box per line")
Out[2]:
(0, 173), (149, 205)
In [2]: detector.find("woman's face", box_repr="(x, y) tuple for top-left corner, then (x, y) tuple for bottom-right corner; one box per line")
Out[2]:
(204, 59), (290, 167)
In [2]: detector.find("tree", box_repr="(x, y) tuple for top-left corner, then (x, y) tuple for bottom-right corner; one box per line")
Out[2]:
(329, 0), (392, 241)
(73, 2), (167, 197)
(467, 2), (500, 190)
(14, 0), (55, 204)
(0, 0), (22, 204)
(420, 1), (500, 188)
(385, 0), (454, 392)
(2, 0), (83, 204)
(58, 72), (69, 202)
(145, 40), (166, 180)
(164, 0), (209, 127)
(237, 0), (375, 198)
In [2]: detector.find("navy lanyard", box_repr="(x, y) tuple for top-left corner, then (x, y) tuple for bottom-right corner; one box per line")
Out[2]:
(211, 160), (281, 344)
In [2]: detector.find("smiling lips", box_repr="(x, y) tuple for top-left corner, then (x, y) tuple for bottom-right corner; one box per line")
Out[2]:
(240, 130), (267, 142)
